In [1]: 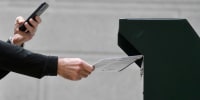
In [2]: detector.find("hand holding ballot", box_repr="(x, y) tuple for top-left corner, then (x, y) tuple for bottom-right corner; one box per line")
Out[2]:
(57, 58), (94, 81)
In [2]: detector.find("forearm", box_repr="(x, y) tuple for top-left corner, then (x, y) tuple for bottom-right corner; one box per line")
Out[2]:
(0, 40), (58, 78)
(0, 39), (15, 79)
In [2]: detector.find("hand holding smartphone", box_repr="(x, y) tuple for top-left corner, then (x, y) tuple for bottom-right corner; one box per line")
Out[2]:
(19, 2), (49, 32)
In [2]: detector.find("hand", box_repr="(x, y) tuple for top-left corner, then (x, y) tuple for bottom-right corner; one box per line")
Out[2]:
(57, 58), (94, 81)
(12, 16), (41, 46)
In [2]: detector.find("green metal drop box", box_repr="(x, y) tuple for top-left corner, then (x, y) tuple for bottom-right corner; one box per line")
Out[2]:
(118, 18), (200, 100)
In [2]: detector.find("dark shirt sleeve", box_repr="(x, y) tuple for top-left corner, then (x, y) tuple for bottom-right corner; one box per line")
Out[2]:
(0, 39), (13, 79)
(0, 40), (58, 79)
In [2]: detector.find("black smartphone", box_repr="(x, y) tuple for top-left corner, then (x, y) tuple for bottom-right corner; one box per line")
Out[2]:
(19, 2), (49, 32)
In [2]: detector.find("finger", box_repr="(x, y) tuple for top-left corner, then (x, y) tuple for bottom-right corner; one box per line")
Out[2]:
(82, 62), (94, 73)
(92, 66), (95, 71)
(15, 16), (25, 32)
(35, 16), (42, 23)
(24, 22), (35, 34)
(29, 18), (38, 28)
(71, 75), (82, 81)
(80, 70), (90, 78)
(75, 77), (82, 81)
(63, 75), (82, 81)
(81, 74), (88, 78)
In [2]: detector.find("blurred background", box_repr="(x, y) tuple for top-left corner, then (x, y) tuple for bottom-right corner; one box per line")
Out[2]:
(0, 0), (200, 100)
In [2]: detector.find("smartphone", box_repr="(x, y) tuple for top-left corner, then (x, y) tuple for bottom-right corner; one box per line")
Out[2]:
(19, 2), (49, 32)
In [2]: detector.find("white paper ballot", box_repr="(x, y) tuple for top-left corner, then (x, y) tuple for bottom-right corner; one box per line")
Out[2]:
(93, 55), (143, 72)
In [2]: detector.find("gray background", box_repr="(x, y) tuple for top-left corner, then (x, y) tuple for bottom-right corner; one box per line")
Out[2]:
(0, 0), (200, 100)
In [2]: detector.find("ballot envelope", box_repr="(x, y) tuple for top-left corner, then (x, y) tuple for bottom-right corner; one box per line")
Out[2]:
(93, 55), (143, 72)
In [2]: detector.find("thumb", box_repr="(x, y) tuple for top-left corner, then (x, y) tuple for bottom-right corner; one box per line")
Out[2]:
(15, 16), (25, 25)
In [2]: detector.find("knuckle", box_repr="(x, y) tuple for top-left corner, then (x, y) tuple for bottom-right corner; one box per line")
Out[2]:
(75, 67), (82, 74)
(75, 67), (80, 71)
(76, 58), (84, 66)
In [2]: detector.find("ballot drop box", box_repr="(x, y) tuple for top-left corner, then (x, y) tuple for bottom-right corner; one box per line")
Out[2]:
(118, 18), (200, 100)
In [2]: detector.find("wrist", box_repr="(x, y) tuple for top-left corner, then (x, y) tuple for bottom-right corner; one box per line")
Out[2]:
(9, 36), (24, 47)
(57, 58), (64, 76)
(9, 36), (14, 44)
